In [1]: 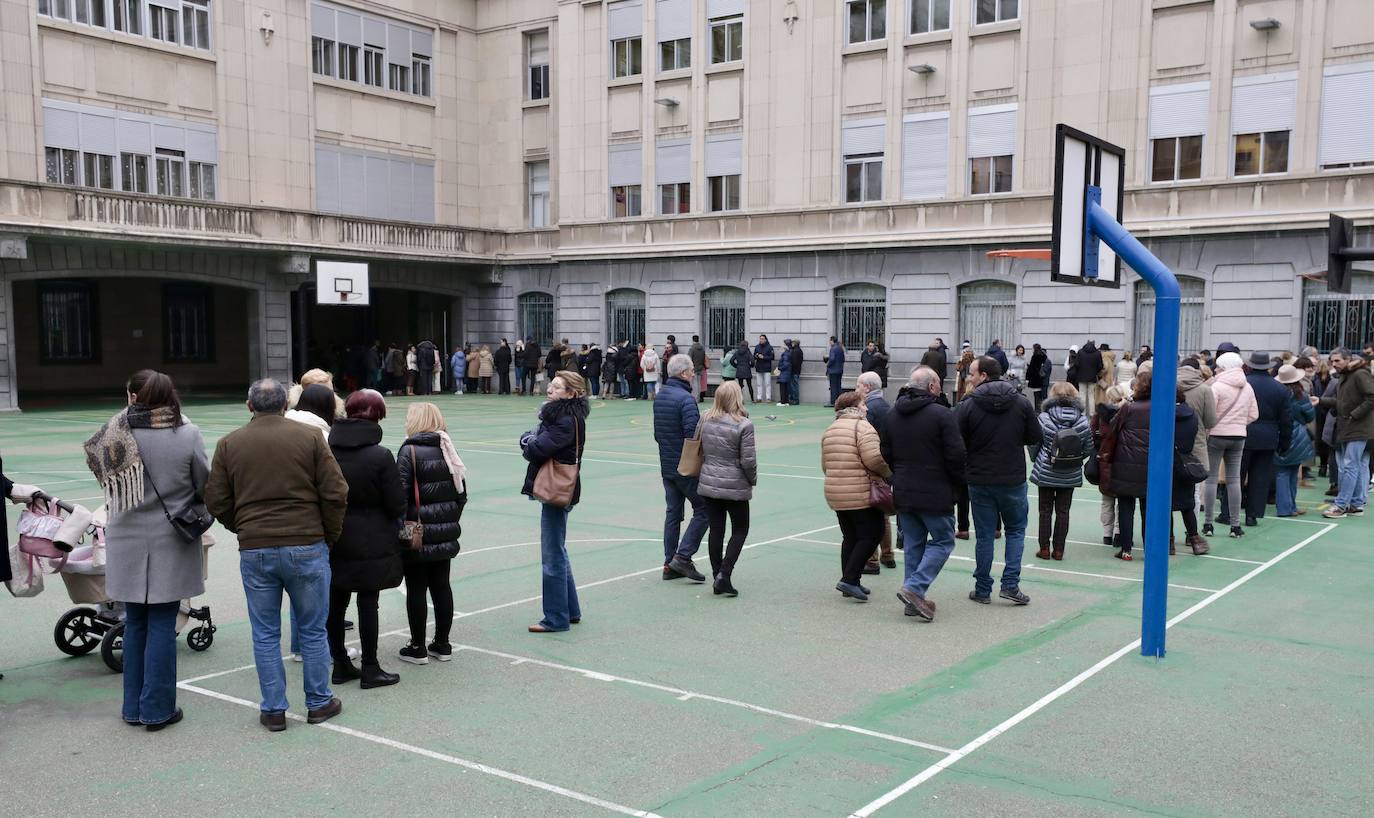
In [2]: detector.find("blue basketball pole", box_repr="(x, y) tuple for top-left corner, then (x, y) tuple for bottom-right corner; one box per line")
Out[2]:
(1085, 199), (1180, 659)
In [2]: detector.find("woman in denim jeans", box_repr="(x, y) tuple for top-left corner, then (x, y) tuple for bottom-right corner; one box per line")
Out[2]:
(521, 371), (589, 633)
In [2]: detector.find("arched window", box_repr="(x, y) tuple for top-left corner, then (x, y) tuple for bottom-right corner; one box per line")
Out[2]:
(701, 286), (746, 351)
(835, 283), (886, 349)
(957, 281), (1016, 353)
(517, 292), (555, 350)
(1303, 272), (1374, 353)
(606, 288), (646, 346)
(1135, 276), (1205, 355)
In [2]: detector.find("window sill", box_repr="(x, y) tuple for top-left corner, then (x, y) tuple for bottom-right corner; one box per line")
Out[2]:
(523, 98), (552, 110)
(657, 68), (693, 82)
(704, 61), (744, 76)
(312, 75), (437, 109)
(841, 40), (888, 57)
(904, 30), (953, 47)
(608, 75), (644, 88)
(1232, 171), (1289, 180)
(37, 17), (217, 63)
(970, 19), (1021, 38)
(968, 191), (1016, 197)
(1152, 0), (1215, 10)
(1147, 177), (1206, 186)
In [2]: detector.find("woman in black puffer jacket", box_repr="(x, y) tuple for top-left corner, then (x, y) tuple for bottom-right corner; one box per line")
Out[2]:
(396, 403), (468, 665)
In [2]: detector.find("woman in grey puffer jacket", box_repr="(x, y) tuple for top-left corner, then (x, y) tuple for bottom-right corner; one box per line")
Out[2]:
(1028, 383), (1094, 561)
(695, 381), (757, 597)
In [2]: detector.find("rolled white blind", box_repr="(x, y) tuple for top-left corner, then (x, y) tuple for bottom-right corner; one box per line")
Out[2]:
(44, 104), (79, 150)
(529, 161), (551, 194)
(387, 24), (410, 60)
(1149, 82), (1209, 139)
(902, 113), (948, 199)
(315, 145), (341, 212)
(411, 29), (433, 58)
(967, 104), (1016, 157)
(609, 143), (642, 186)
(185, 129), (217, 162)
(80, 112), (117, 154)
(705, 133), (742, 176)
(154, 124), (185, 151)
(608, 1), (643, 40)
(363, 16), (386, 46)
(411, 161), (434, 223)
(842, 118), (886, 155)
(528, 31), (549, 65)
(336, 11), (362, 46)
(117, 118), (152, 154)
(311, 4), (335, 38)
(656, 140), (690, 185)
(1319, 62), (1374, 167)
(657, 0), (691, 41)
(706, 0), (744, 18)
(339, 150), (366, 216)
(1231, 72), (1297, 134)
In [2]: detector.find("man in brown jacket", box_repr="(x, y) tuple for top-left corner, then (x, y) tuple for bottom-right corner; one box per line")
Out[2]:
(205, 378), (349, 732)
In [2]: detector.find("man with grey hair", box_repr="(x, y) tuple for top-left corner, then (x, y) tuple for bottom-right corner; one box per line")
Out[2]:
(879, 366), (966, 621)
(205, 378), (349, 731)
(653, 353), (710, 581)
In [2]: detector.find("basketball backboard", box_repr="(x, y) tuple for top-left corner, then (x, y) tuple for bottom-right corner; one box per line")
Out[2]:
(1051, 124), (1124, 288)
(315, 259), (370, 306)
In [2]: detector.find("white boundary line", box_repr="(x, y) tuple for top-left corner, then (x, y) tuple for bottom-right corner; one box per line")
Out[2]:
(177, 681), (663, 817)
(847, 521), (1338, 818)
(459, 441), (826, 481)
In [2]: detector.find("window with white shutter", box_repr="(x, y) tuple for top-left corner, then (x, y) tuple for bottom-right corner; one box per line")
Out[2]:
(901, 112), (948, 200)
(1319, 62), (1374, 170)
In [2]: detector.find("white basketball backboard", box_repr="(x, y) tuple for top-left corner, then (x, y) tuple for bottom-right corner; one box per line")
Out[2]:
(1051, 124), (1124, 288)
(315, 260), (370, 306)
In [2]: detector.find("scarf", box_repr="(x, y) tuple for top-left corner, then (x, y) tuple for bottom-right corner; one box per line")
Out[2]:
(437, 431), (468, 494)
(82, 404), (179, 514)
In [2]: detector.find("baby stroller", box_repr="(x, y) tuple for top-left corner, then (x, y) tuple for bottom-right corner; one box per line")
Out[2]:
(52, 503), (216, 673)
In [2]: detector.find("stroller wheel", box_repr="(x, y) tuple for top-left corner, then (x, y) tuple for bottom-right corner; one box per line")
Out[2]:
(187, 626), (213, 652)
(54, 607), (102, 656)
(100, 623), (125, 673)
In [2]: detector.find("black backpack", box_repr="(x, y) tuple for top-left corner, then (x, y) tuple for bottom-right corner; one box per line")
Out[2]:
(1049, 426), (1086, 468)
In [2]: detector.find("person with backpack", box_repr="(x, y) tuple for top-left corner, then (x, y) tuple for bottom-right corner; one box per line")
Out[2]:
(720, 343), (737, 391)
(641, 344), (660, 400)
(1026, 344), (1049, 405)
(1029, 382), (1093, 561)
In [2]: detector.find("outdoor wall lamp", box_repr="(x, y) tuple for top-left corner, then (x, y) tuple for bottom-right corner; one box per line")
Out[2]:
(1249, 17), (1280, 31)
(908, 64), (936, 75)
(654, 98), (680, 107)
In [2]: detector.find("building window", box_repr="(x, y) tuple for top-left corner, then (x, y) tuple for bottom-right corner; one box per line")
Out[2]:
(411, 55), (431, 96)
(1136, 276), (1205, 356)
(112, 0), (142, 35)
(388, 61), (411, 93)
(338, 44), (359, 81)
(709, 15), (743, 63)
(702, 286), (745, 351)
(969, 154), (1012, 194)
(660, 182), (690, 215)
(957, 281), (1016, 354)
(975, 0), (1017, 24)
(518, 292), (556, 350)
(45, 147), (78, 185)
(163, 284), (213, 362)
(363, 45), (385, 87)
(528, 160), (550, 228)
(121, 152), (150, 193)
(660, 37), (691, 71)
(606, 288), (646, 346)
(527, 31), (550, 100)
(1150, 135), (1202, 183)
(182, 0), (210, 49)
(312, 37), (336, 77)
(847, 0), (885, 45)
(612, 37), (642, 78)
(1234, 130), (1289, 177)
(844, 154), (883, 203)
(188, 161), (216, 200)
(155, 148), (185, 197)
(708, 174), (740, 212)
(39, 280), (99, 363)
(1303, 275), (1374, 353)
(149, 2), (179, 44)
(611, 184), (642, 217)
(82, 152), (114, 189)
(835, 283), (886, 350)
(910, 0), (949, 33)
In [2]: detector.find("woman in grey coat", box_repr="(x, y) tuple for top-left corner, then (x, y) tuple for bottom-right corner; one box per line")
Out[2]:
(1028, 383), (1094, 561)
(695, 381), (757, 596)
(84, 371), (209, 731)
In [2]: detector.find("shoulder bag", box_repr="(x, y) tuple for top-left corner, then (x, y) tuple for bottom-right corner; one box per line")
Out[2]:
(144, 459), (214, 544)
(854, 421), (895, 514)
(533, 416), (581, 508)
(399, 447), (425, 550)
(677, 420), (704, 477)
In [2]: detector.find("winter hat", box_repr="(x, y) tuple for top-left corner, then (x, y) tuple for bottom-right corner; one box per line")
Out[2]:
(1069, 344), (1079, 353)
(1217, 352), (1244, 370)
(1277, 364), (1302, 385)
(1217, 342), (1241, 356)
(1180, 357), (1201, 370)
(1248, 351), (1272, 368)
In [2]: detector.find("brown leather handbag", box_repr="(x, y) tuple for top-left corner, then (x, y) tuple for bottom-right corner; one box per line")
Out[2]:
(533, 417), (581, 508)
(677, 421), (704, 477)
(399, 447), (424, 550)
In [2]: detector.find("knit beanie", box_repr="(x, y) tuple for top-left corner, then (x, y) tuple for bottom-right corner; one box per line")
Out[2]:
(1217, 352), (1244, 370)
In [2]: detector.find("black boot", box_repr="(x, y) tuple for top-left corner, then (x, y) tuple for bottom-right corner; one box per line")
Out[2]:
(713, 574), (739, 597)
(360, 662), (400, 689)
(331, 658), (362, 685)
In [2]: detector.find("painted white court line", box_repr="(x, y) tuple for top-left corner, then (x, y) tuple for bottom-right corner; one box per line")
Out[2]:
(177, 681), (663, 817)
(459, 441), (825, 481)
(448, 643), (957, 755)
(1057, 538), (1266, 566)
(847, 522), (1338, 818)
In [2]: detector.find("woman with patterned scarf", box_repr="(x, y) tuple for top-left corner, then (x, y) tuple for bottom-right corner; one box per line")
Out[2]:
(83, 370), (209, 731)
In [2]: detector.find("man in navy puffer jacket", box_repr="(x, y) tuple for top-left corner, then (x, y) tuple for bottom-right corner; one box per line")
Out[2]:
(654, 354), (709, 581)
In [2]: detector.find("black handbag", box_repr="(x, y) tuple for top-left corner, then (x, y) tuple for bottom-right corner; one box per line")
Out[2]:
(1174, 450), (1208, 484)
(145, 462), (213, 543)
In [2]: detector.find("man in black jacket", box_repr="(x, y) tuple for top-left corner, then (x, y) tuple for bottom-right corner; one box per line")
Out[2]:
(1242, 351), (1293, 525)
(415, 339), (437, 396)
(881, 366), (966, 621)
(521, 339), (542, 394)
(788, 341), (804, 405)
(955, 356), (1040, 606)
(1076, 341), (1102, 413)
(494, 339), (513, 394)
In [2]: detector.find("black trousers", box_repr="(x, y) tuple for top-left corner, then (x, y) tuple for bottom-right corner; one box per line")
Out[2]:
(415, 369), (433, 395)
(1037, 486), (1074, 550)
(737, 376), (754, 401)
(328, 588), (379, 665)
(703, 497), (750, 578)
(403, 560), (453, 647)
(498, 370), (511, 394)
(836, 507), (883, 585)
(957, 485), (970, 532)
(1116, 495), (1146, 552)
(1240, 448), (1276, 520)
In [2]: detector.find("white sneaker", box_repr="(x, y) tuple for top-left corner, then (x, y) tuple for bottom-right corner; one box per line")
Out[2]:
(289, 653), (302, 663)
(777, 402), (787, 407)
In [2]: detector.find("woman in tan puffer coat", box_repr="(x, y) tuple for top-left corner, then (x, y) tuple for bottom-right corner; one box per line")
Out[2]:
(821, 391), (892, 602)
(478, 345), (495, 394)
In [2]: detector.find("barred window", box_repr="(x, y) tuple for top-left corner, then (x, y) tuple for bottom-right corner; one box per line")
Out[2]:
(702, 286), (745, 351)
(518, 292), (555, 351)
(606, 288), (646, 346)
(39, 280), (99, 363)
(1135, 276), (1205, 355)
(163, 284), (214, 362)
(957, 281), (1015, 354)
(835, 283), (885, 350)
(1303, 275), (1374, 354)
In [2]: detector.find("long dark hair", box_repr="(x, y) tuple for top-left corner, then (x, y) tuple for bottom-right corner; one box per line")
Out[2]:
(127, 369), (183, 426)
(296, 383), (337, 426)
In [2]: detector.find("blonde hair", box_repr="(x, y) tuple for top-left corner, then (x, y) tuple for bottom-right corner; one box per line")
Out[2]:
(1048, 381), (1079, 400)
(1103, 383), (1131, 406)
(287, 368), (336, 412)
(554, 370), (588, 397)
(404, 402), (447, 437)
(300, 369), (334, 388)
(703, 380), (749, 424)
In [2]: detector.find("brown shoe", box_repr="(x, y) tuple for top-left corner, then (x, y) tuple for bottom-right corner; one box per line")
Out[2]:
(306, 697), (343, 725)
(1185, 534), (1210, 555)
(1293, 508), (1308, 516)
(881, 556), (897, 569)
(955, 530), (970, 540)
(1035, 547), (1051, 560)
(259, 711), (287, 733)
(1051, 548), (1064, 561)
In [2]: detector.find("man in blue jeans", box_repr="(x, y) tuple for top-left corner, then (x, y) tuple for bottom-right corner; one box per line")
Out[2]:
(880, 366), (966, 621)
(206, 378), (350, 732)
(653, 355), (710, 582)
(1316, 349), (1374, 517)
(955, 356), (1041, 606)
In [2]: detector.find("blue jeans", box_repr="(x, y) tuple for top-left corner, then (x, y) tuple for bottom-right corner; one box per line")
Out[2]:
(239, 542), (334, 713)
(969, 483), (1029, 597)
(645, 381), (657, 398)
(1335, 440), (1370, 511)
(121, 600), (180, 725)
(539, 503), (581, 630)
(1275, 464), (1300, 517)
(790, 378), (800, 405)
(898, 511), (956, 598)
(663, 474), (709, 562)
